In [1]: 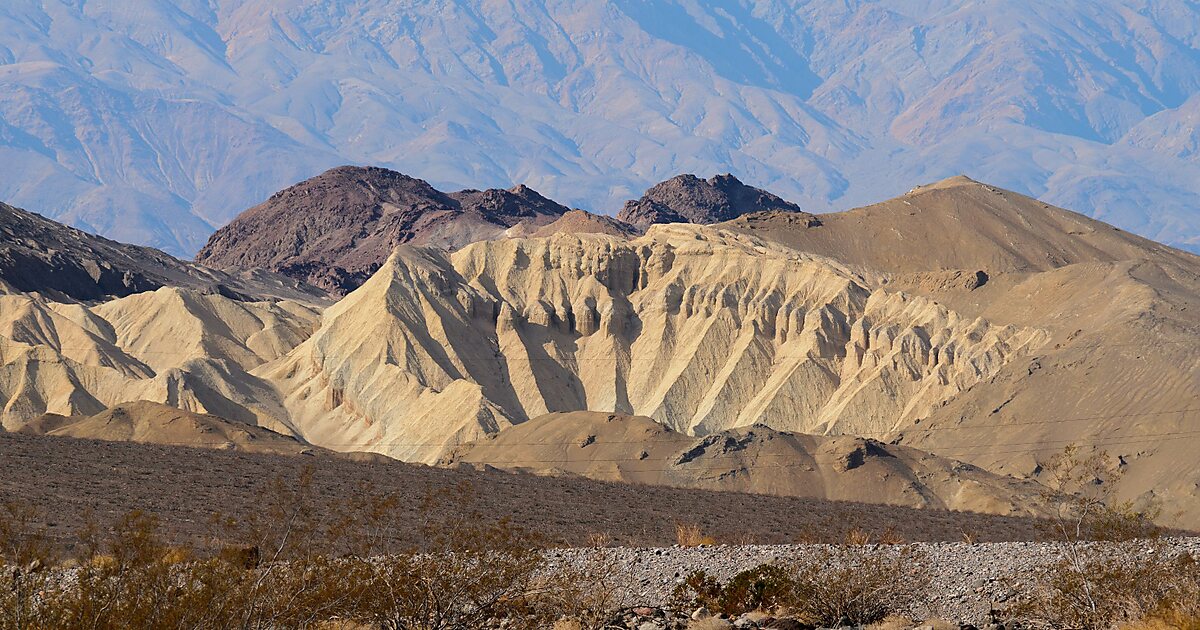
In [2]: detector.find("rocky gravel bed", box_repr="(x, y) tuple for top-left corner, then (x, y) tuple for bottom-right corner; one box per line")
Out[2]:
(544, 538), (1200, 627)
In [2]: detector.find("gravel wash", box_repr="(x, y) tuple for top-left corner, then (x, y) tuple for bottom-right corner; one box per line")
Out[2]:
(543, 538), (1200, 626)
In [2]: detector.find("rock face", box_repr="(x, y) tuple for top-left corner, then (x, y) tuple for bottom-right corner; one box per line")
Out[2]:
(616, 174), (817, 229)
(442, 411), (1049, 516)
(195, 166), (570, 294)
(260, 226), (1046, 463)
(0, 202), (322, 303)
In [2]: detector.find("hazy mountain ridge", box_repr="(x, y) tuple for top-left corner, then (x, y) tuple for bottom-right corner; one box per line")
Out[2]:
(4, 0), (1200, 254)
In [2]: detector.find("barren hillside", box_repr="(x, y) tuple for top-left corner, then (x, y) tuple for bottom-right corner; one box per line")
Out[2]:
(443, 411), (1050, 516)
(0, 430), (1047, 549)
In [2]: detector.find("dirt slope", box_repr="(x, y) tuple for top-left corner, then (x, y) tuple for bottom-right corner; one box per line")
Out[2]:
(721, 176), (1193, 275)
(443, 411), (1049, 516)
(23, 400), (318, 455)
(721, 176), (1200, 523)
(529, 209), (640, 238)
(195, 166), (570, 294)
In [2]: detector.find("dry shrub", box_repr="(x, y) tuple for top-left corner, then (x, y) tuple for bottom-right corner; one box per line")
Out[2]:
(355, 513), (547, 628)
(676, 522), (716, 547)
(669, 548), (925, 624)
(789, 546), (928, 626)
(868, 614), (917, 630)
(537, 551), (630, 628)
(1016, 446), (1185, 630)
(876, 527), (906, 545)
(1017, 547), (1200, 629)
(0, 499), (59, 630)
(845, 527), (873, 546)
(585, 531), (612, 548)
(670, 564), (794, 617)
(1122, 611), (1200, 630)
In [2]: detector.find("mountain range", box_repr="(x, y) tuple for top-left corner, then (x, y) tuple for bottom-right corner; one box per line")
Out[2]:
(4, 0), (1200, 255)
(2, 170), (1196, 525)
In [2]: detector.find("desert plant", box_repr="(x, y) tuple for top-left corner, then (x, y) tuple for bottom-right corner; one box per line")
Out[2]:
(349, 483), (603, 630)
(1017, 547), (1200, 629)
(530, 550), (630, 628)
(669, 564), (796, 617)
(1039, 445), (1161, 544)
(1016, 445), (1175, 629)
(0, 473), (628, 630)
(0, 500), (61, 630)
(675, 522), (716, 547)
(788, 545), (928, 626)
(669, 569), (724, 614)
(845, 527), (873, 546)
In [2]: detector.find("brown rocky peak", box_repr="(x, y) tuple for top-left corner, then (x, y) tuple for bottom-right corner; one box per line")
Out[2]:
(448, 182), (569, 225)
(196, 166), (570, 295)
(617, 173), (818, 228)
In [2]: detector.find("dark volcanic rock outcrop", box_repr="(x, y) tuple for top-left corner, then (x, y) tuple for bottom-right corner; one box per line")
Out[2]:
(616, 173), (819, 229)
(195, 166), (571, 294)
(0, 202), (321, 303)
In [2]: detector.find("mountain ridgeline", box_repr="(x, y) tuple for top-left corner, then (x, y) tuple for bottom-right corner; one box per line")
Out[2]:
(1, 171), (1198, 525)
(196, 167), (805, 294)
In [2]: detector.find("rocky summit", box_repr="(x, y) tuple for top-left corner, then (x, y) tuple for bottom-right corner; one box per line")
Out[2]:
(195, 166), (571, 294)
(617, 174), (818, 229)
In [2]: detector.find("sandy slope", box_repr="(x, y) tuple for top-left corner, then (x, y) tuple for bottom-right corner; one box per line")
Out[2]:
(723, 176), (1200, 522)
(721, 176), (1192, 275)
(443, 411), (1050, 516)
(23, 400), (317, 455)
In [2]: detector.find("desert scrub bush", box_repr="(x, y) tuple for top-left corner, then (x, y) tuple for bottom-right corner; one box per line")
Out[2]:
(669, 548), (925, 624)
(346, 482), (622, 630)
(669, 564), (794, 616)
(0, 500), (61, 630)
(788, 545), (928, 626)
(1016, 547), (1200, 630)
(1015, 445), (1180, 630)
(675, 522), (716, 547)
(536, 551), (630, 628)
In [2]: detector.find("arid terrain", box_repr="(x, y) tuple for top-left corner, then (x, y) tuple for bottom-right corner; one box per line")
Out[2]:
(0, 430), (1045, 550)
(1, 169), (1198, 528)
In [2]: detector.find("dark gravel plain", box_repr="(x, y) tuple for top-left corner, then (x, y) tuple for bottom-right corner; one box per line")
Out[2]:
(1, 431), (1049, 550)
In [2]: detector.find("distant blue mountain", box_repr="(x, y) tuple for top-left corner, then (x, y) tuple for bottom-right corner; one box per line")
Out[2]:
(2, 0), (1200, 255)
